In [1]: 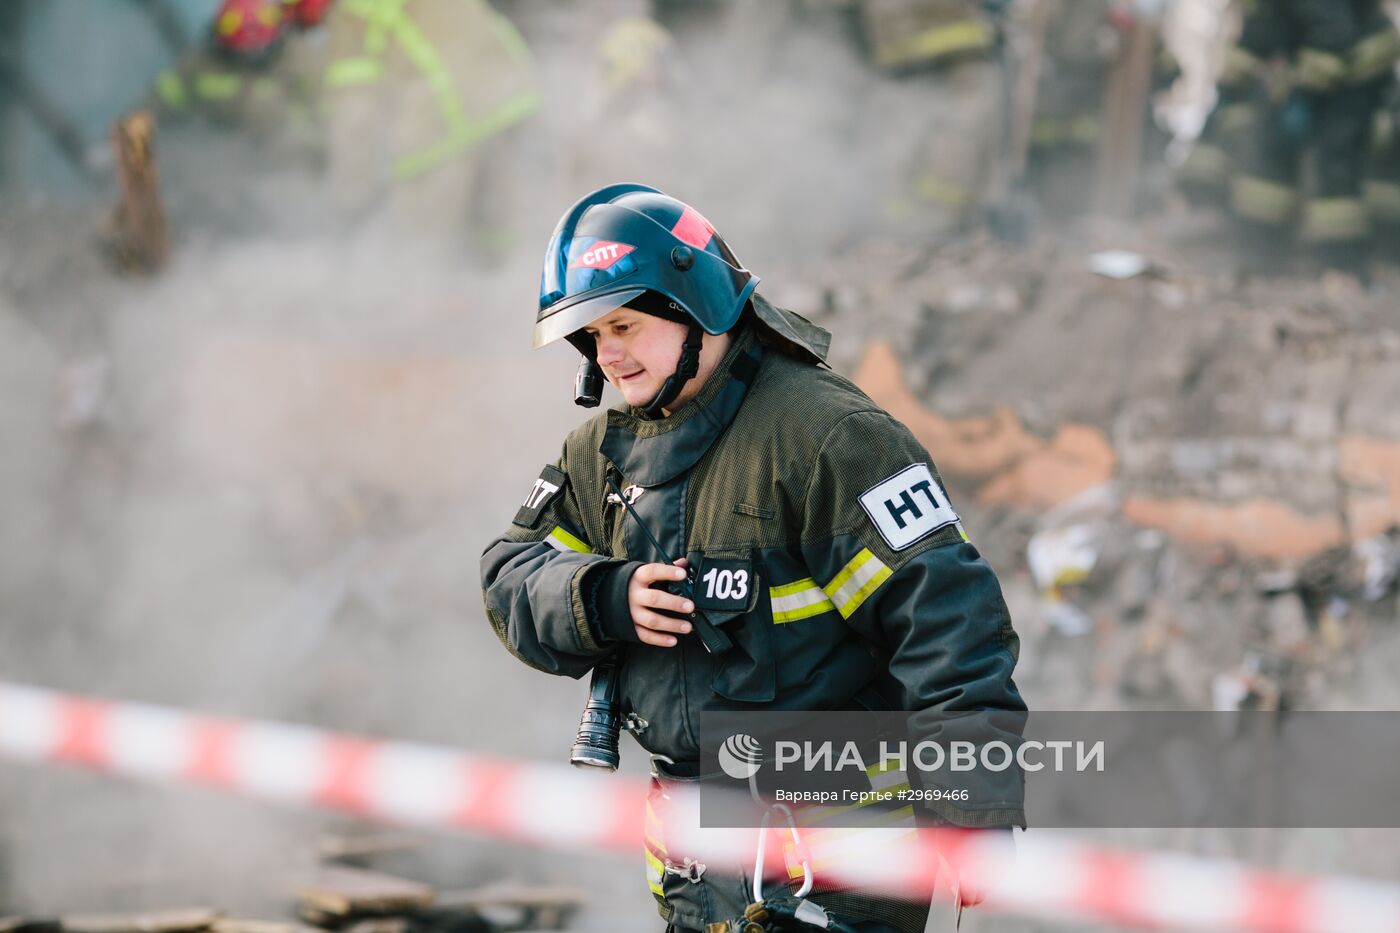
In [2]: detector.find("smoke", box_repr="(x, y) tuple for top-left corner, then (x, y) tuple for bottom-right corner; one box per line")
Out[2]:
(0, 0), (1339, 926)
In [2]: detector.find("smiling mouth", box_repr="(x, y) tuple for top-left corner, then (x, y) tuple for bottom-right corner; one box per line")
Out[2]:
(617, 371), (645, 382)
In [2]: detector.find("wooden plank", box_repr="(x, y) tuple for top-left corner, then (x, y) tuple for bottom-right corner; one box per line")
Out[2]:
(61, 910), (221, 933)
(109, 110), (170, 274)
(338, 921), (406, 933)
(210, 919), (322, 933)
(1093, 13), (1157, 216)
(296, 866), (434, 918)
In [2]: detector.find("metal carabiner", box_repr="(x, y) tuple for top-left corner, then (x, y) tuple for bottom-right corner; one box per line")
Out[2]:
(663, 856), (707, 884)
(752, 803), (813, 902)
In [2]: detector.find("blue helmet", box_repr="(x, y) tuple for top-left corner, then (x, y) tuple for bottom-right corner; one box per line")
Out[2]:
(534, 183), (760, 354)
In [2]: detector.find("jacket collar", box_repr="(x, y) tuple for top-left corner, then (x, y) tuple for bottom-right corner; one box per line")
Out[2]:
(600, 326), (762, 486)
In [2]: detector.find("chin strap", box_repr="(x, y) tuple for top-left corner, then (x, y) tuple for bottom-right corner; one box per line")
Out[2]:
(640, 322), (704, 418)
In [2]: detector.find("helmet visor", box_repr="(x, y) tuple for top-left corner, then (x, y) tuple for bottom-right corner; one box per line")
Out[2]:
(532, 287), (647, 350)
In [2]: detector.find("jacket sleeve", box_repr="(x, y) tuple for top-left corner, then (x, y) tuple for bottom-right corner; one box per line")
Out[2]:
(480, 447), (643, 679)
(797, 409), (1026, 826)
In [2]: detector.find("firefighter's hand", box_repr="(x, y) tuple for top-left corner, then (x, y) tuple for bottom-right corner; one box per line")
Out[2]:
(628, 559), (694, 647)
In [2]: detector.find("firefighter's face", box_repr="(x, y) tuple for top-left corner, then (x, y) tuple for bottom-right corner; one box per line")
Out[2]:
(584, 308), (685, 408)
(583, 308), (729, 412)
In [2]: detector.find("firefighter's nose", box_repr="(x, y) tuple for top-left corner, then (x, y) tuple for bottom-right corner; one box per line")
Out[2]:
(595, 334), (625, 368)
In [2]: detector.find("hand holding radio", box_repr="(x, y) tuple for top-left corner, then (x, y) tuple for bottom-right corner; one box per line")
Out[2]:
(626, 559), (694, 647)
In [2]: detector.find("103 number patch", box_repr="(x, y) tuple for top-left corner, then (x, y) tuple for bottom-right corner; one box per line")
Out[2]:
(692, 558), (753, 611)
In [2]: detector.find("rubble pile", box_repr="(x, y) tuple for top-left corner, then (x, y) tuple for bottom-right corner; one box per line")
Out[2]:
(769, 223), (1400, 711)
(0, 862), (581, 933)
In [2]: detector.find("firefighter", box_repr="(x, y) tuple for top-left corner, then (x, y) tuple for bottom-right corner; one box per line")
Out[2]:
(1216, 0), (1400, 277)
(480, 185), (1025, 931)
(1023, 0), (1176, 217)
(1177, 1), (1288, 205)
(152, 0), (334, 121)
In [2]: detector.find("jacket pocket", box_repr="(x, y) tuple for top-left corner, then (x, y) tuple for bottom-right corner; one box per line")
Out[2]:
(687, 550), (775, 703)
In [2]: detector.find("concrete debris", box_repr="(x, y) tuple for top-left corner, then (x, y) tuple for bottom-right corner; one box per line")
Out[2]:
(1356, 529), (1400, 602)
(1212, 653), (1289, 712)
(1088, 249), (1153, 280)
(1028, 523), (1100, 636)
(60, 911), (222, 933)
(289, 866), (516, 932)
(439, 886), (584, 933)
(1037, 593), (1094, 637)
(210, 921), (321, 933)
(296, 867), (435, 920)
(1254, 570), (1298, 595)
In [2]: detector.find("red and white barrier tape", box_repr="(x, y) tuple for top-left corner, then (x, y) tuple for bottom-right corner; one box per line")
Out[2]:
(2, 681), (1397, 933)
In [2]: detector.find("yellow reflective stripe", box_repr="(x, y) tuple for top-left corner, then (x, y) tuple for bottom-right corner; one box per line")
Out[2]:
(389, 11), (464, 131)
(1231, 175), (1298, 225)
(343, 0), (403, 56)
(325, 56), (385, 87)
(1302, 197), (1369, 242)
(867, 768), (909, 794)
(545, 526), (592, 554)
(770, 578), (836, 624)
(392, 89), (541, 180)
(874, 19), (992, 68)
(1295, 47), (1348, 91)
(194, 72), (243, 101)
(1350, 28), (1400, 84)
(1364, 180), (1400, 222)
(792, 783), (914, 830)
(335, 0), (539, 180)
(644, 845), (665, 895)
(489, 8), (533, 64)
(823, 549), (893, 619)
(155, 71), (188, 110)
(1221, 45), (1261, 85)
(866, 757), (903, 778)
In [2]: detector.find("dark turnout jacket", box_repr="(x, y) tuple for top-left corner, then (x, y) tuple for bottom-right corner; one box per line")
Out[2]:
(480, 314), (1026, 829)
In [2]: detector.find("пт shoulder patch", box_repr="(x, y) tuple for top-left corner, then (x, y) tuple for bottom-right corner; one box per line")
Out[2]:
(513, 464), (568, 528)
(858, 463), (959, 550)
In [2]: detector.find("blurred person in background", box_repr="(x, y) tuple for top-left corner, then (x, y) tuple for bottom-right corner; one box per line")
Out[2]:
(1184, 0), (1400, 280)
(1026, 0), (1177, 216)
(480, 184), (1025, 932)
(152, 0), (332, 125)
